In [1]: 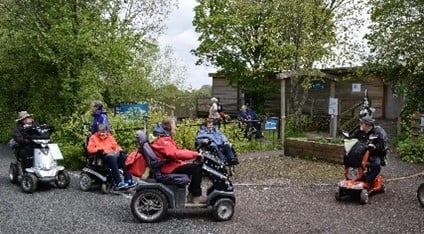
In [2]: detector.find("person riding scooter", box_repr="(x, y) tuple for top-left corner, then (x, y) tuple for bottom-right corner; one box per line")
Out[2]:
(12, 111), (41, 170)
(150, 117), (206, 204)
(348, 115), (388, 186)
(196, 118), (239, 165)
(86, 124), (137, 190)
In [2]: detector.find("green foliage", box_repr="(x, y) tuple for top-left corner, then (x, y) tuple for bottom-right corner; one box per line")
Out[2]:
(192, 0), (338, 110)
(285, 116), (309, 138)
(366, 0), (424, 113)
(396, 136), (424, 163)
(50, 107), (168, 170)
(0, 0), (178, 142)
(172, 119), (282, 153)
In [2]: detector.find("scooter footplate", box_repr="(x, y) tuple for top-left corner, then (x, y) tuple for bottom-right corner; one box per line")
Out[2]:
(184, 203), (208, 208)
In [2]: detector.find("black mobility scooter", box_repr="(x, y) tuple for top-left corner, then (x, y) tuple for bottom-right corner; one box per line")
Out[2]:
(130, 131), (235, 222)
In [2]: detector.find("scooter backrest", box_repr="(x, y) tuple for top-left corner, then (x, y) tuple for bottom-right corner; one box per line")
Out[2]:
(135, 130), (168, 169)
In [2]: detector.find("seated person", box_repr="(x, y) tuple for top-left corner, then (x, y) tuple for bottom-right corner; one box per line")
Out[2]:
(196, 118), (239, 165)
(150, 117), (205, 204)
(12, 111), (40, 169)
(237, 105), (263, 139)
(349, 115), (388, 185)
(86, 124), (137, 190)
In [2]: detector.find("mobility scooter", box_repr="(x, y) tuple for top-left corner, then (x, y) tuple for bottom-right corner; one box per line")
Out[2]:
(9, 125), (70, 193)
(335, 133), (385, 204)
(130, 131), (235, 222)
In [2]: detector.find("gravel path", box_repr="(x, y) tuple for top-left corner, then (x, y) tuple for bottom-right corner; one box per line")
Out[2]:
(1, 144), (424, 233)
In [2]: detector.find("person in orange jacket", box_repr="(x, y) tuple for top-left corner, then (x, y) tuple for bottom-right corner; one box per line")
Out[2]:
(150, 117), (205, 204)
(87, 124), (137, 190)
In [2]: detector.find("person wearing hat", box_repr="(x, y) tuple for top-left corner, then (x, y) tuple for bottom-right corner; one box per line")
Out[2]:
(349, 115), (389, 185)
(12, 111), (40, 169)
(90, 100), (110, 134)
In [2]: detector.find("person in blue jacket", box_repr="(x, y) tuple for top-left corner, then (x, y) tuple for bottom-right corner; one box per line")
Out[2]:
(237, 105), (263, 139)
(196, 118), (239, 165)
(90, 100), (110, 134)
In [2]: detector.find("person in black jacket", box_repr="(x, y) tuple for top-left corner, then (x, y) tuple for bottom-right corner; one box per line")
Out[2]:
(349, 115), (388, 185)
(12, 111), (40, 169)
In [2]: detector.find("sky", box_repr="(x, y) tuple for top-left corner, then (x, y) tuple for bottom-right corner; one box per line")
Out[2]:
(158, 0), (215, 90)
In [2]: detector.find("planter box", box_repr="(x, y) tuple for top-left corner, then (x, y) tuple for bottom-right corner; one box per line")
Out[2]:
(284, 138), (344, 164)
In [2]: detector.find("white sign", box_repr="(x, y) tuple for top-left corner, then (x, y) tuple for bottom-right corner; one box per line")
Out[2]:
(352, 83), (361, 92)
(328, 97), (338, 115)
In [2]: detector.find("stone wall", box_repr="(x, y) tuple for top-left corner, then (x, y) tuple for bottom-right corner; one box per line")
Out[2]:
(284, 138), (344, 164)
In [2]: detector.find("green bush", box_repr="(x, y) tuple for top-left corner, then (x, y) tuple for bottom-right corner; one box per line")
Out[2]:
(51, 110), (168, 170)
(285, 116), (307, 138)
(396, 135), (424, 163)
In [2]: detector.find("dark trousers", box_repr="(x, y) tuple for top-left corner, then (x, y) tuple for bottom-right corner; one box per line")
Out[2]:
(173, 163), (202, 196)
(17, 146), (33, 169)
(104, 152), (131, 185)
(365, 157), (381, 183)
(217, 144), (236, 162)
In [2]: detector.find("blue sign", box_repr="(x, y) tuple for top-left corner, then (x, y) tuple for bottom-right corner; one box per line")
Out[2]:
(265, 117), (279, 130)
(114, 103), (148, 121)
(311, 80), (325, 90)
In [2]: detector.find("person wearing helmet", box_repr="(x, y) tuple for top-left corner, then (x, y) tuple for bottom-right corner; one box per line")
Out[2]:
(350, 115), (389, 185)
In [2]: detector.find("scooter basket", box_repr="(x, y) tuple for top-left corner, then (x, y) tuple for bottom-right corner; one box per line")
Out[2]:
(343, 142), (367, 168)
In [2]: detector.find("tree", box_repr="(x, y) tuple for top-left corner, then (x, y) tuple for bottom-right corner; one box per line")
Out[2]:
(192, 0), (366, 129)
(0, 0), (177, 139)
(366, 0), (424, 113)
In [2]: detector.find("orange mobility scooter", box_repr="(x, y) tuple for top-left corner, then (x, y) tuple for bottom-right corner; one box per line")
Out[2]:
(335, 133), (385, 204)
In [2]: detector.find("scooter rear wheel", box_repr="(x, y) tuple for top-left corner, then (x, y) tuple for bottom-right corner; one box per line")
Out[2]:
(335, 188), (343, 201)
(9, 163), (19, 184)
(417, 183), (424, 207)
(55, 171), (70, 188)
(212, 198), (235, 221)
(131, 189), (168, 223)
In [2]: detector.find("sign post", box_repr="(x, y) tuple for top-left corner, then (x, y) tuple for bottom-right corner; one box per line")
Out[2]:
(328, 97), (338, 138)
(265, 117), (279, 144)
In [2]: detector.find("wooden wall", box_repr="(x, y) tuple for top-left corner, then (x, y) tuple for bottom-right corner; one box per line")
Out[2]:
(212, 76), (241, 116)
(210, 70), (398, 120)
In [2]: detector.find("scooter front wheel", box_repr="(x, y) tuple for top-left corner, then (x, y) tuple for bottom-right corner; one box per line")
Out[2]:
(212, 198), (235, 221)
(359, 189), (369, 205)
(131, 189), (168, 223)
(417, 183), (424, 207)
(21, 173), (38, 193)
(79, 172), (92, 191)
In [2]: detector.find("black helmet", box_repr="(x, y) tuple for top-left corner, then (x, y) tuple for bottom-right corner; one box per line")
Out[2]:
(359, 115), (375, 125)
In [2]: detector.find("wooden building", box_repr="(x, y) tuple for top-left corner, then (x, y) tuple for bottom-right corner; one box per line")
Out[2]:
(208, 68), (403, 121)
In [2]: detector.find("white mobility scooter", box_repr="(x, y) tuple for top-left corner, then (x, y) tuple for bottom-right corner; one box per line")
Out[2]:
(9, 125), (70, 193)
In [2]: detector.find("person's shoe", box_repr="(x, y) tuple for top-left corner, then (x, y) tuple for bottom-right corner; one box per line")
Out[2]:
(229, 158), (239, 165)
(125, 179), (137, 188)
(115, 181), (128, 190)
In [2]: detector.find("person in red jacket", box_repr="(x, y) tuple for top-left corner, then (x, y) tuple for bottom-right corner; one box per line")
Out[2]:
(87, 124), (136, 190)
(150, 117), (205, 204)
